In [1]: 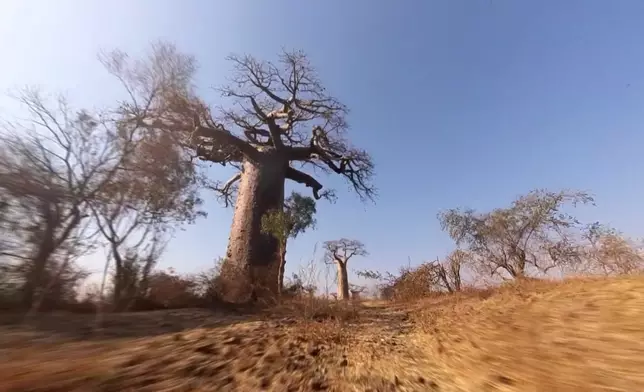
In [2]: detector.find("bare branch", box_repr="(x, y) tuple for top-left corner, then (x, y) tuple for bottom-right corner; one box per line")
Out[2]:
(189, 125), (258, 163)
(100, 42), (259, 169)
(286, 166), (323, 200)
(287, 126), (376, 201)
(0, 90), (124, 307)
(206, 172), (242, 207)
(101, 43), (376, 209)
(215, 49), (376, 202)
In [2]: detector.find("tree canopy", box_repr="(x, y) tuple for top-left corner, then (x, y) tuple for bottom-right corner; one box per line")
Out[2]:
(438, 189), (595, 279)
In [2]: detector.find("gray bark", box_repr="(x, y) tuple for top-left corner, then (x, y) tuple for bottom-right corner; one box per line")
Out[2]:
(220, 150), (287, 303)
(337, 262), (350, 300)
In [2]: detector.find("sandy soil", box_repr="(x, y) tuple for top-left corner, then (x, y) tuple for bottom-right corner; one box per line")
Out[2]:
(1, 275), (643, 392)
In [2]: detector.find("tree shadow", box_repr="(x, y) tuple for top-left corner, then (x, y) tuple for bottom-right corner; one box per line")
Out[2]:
(0, 307), (262, 345)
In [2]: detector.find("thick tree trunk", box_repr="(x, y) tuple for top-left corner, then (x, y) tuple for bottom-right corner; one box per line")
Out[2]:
(221, 151), (287, 303)
(337, 262), (350, 300)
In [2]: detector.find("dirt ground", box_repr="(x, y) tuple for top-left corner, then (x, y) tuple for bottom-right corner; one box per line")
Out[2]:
(1, 275), (643, 392)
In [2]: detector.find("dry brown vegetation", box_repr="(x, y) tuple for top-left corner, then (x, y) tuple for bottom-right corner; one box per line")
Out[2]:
(1, 275), (643, 391)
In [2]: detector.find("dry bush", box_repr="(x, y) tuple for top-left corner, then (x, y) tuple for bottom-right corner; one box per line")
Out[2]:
(266, 255), (361, 327)
(271, 259), (322, 317)
(268, 290), (359, 350)
(386, 264), (437, 301)
(82, 264), (223, 313)
(56, 262), (234, 314)
(192, 258), (227, 304)
(370, 252), (468, 302)
(129, 268), (201, 310)
(271, 293), (360, 323)
(0, 256), (89, 312)
(436, 249), (467, 292)
(578, 226), (644, 276)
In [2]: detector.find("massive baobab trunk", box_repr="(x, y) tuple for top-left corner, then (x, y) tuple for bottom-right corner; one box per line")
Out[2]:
(336, 261), (350, 300)
(221, 152), (288, 302)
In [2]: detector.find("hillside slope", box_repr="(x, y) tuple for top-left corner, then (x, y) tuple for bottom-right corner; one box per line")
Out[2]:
(398, 275), (644, 391)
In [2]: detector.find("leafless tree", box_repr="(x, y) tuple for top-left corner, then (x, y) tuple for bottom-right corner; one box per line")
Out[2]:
(88, 121), (203, 311)
(0, 89), (132, 309)
(580, 224), (644, 276)
(100, 228), (167, 311)
(101, 42), (376, 302)
(0, 65), (204, 311)
(323, 239), (368, 300)
(438, 189), (594, 280)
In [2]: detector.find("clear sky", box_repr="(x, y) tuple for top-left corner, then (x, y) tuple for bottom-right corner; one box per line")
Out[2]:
(2, 0), (644, 288)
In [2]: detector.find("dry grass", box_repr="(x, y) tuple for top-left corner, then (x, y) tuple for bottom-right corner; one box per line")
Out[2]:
(1, 275), (643, 391)
(405, 275), (644, 391)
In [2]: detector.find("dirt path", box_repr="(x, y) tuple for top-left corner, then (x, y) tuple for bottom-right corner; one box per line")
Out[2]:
(0, 304), (434, 392)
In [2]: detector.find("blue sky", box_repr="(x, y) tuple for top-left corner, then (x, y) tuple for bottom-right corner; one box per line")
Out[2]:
(2, 0), (644, 288)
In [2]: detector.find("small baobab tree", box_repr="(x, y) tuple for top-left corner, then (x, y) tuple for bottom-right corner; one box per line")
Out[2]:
(349, 284), (366, 300)
(103, 43), (376, 302)
(261, 191), (317, 296)
(438, 189), (594, 280)
(324, 238), (368, 300)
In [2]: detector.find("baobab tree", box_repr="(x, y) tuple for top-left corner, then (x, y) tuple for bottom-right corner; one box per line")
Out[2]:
(103, 43), (376, 302)
(324, 238), (368, 300)
(261, 191), (317, 296)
